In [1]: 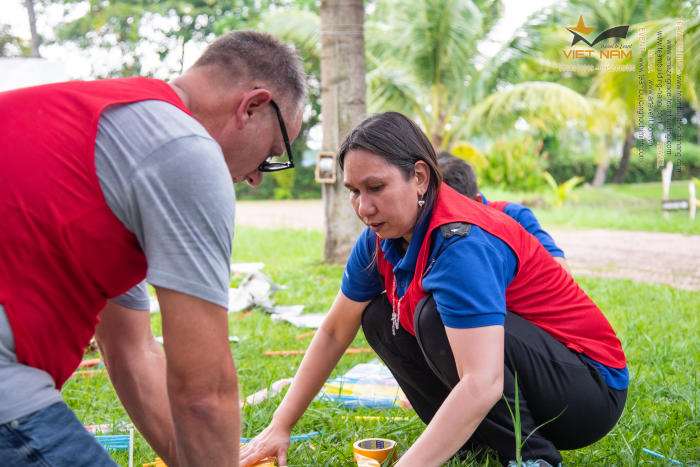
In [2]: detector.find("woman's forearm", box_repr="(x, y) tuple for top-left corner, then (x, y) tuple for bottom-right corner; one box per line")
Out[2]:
(272, 292), (366, 429)
(271, 328), (352, 427)
(398, 325), (505, 467)
(397, 374), (502, 467)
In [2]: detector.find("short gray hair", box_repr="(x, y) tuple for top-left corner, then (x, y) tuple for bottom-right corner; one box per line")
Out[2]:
(193, 30), (306, 108)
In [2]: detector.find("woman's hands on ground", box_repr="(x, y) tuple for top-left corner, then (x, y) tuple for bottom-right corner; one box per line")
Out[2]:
(239, 422), (292, 467)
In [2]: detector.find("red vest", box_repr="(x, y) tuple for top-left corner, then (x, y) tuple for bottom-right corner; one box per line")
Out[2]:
(487, 200), (509, 212)
(0, 78), (192, 388)
(376, 185), (626, 368)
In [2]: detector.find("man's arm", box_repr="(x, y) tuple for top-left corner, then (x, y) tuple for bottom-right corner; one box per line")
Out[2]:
(156, 286), (239, 467)
(95, 299), (179, 466)
(504, 203), (572, 275)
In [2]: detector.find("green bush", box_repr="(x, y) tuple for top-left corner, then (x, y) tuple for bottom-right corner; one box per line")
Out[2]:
(545, 141), (700, 184)
(236, 141), (700, 199)
(236, 164), (322, 200)
(545, 152), (601, 183)
(480, 136), (547, 191)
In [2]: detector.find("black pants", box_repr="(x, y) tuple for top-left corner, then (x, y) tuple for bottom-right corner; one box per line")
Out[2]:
(361, 294), (627, 466)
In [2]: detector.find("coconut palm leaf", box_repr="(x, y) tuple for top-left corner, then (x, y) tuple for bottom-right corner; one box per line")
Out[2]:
(466, 81), (593, 135)
(258, 9), (320, 53)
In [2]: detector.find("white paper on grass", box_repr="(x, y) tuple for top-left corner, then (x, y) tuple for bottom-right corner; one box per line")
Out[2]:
(149, 296), (160, 314)
(228, 270), (286, 313)
(270, 305), (305, 316)
(149, 263), (269, 314)
(150, 261), (324, 326)
(228, 287), (252, 312)
(240, 378), (294, 407)
(230, 262), (266, 274)
(271, 312), (327, 329)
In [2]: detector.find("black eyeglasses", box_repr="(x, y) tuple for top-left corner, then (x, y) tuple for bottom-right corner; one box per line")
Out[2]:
(257, 99), (295, 172)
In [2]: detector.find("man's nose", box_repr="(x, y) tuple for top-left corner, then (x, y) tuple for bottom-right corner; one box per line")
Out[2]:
(245, 171), (263, 187)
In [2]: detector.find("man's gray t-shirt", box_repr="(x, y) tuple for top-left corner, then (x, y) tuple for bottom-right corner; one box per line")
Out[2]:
(0, 100), (235, 423)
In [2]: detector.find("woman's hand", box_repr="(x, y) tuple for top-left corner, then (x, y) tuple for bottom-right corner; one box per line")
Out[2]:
(240, 291), (368, 467)
(239, 421), (292, 467)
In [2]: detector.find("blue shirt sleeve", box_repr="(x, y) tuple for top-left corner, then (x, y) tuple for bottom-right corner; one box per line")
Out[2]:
(341, 228), (386, 302)
(502, 203), (565, 258)
(422, 226), (517, 329)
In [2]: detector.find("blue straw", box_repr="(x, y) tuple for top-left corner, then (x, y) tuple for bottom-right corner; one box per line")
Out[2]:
(642, 448), (683, 466)
(291, 430), (324, 441)
(240, 430), (324, 443)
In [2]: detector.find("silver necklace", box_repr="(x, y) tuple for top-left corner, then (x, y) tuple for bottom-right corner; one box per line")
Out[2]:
(390, 275), (401, 335)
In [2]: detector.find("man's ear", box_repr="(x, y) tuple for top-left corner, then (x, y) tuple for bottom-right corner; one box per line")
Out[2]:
(474, 193), (483, 203)
(234, 88), (272, 129)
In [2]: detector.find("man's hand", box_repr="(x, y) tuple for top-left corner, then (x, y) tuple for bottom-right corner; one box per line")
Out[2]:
(156, 286), (240, 466)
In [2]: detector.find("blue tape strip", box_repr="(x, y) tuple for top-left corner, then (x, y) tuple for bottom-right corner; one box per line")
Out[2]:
(96, 434), (131, 450)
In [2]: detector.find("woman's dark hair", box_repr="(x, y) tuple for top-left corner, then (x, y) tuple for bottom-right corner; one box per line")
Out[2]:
(338, 112), (443, 227)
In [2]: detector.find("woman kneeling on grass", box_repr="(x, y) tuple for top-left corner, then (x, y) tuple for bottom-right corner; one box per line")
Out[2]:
(240, 112), (628, 467)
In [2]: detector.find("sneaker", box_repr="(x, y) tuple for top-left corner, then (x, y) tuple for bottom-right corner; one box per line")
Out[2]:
(507, 460), (561, 467)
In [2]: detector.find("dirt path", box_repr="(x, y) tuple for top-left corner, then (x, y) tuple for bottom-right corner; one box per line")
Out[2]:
(236, 200), (700, 291)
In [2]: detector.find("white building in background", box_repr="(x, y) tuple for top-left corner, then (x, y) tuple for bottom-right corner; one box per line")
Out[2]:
(0, 57), (69, 91)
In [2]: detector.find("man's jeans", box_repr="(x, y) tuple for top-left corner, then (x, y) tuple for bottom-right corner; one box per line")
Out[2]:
(0, 401), (117, 466)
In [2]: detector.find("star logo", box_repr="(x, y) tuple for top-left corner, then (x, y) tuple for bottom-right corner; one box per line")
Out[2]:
(568, 16), (596, 35)
(565, 16), (629, 47)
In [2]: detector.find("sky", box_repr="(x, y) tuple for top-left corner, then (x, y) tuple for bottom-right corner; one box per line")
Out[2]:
(4, 0), (559, 81)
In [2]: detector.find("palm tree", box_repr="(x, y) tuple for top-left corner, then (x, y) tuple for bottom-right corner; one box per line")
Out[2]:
(603, 13), (700, 181)
(24, 0), (40, 57)
(317, 0), (367, 263)
(365, 0), (595, 152)
(260, 0), (611, 259)
(509, 0), (700, 184)
(258, 2), (367, 264)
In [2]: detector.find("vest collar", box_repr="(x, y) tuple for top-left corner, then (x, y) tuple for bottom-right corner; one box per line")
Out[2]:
(378, 206), (433, 272)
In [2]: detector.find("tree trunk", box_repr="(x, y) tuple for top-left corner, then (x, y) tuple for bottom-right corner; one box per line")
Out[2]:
(25, 0), (40, 57)
(320, 0), (366, 263)
(592, 137), (611, 187)
(612, 126), (635, 184)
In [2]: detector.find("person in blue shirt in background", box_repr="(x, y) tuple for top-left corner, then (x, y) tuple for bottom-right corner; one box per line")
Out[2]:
(438, 152), (572, 276)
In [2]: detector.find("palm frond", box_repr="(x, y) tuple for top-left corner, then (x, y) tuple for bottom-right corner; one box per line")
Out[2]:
(466, 81), (592, 136)
(258, 9), (320, 54)
(366, 65), (427, 125)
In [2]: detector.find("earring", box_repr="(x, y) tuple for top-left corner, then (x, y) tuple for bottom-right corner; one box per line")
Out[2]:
(418, 193), (425, 207)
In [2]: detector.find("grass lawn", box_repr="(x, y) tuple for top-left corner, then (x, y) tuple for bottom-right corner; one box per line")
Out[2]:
(63, 227), (699, 466)
(481, 181), (700, 235)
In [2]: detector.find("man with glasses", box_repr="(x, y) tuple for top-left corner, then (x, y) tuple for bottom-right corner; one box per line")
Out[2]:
(0, 30), (305, 466)
(259, 99), (296, 172)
